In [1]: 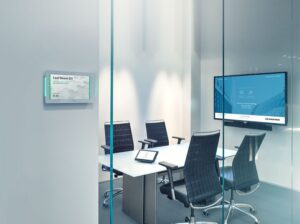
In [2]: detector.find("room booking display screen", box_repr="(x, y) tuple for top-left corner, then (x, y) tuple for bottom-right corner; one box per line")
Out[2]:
(50, 74), (90, 100)
(44, 72), (93, 104)
(136, 150), (157, 161)
(214, 72), (287, 125)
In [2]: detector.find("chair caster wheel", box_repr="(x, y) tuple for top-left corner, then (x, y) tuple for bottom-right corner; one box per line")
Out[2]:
(185, 217), (190, 222)
(103, 203), (109, 208)
(255, 222), (259, 224)
(203, 211), (209, 216)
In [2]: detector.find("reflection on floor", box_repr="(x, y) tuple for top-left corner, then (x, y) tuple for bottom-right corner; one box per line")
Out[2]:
(99, 178), (300, 224)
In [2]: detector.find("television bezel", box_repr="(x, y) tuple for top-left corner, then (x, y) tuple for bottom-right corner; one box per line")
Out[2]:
(213, 72), (288, 126)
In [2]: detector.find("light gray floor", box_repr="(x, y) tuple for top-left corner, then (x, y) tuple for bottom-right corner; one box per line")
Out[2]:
(99, 179), (300, 224)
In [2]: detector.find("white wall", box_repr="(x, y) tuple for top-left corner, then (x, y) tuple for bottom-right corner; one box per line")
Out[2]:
(99, 0), (192, 161)
(0, 1), (99, 224)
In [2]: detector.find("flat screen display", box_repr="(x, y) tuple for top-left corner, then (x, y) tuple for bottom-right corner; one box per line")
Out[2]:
(214, 72), (287, 125)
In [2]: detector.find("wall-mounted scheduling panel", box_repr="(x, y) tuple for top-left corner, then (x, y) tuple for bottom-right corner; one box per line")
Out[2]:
(44, 71), (95, 104)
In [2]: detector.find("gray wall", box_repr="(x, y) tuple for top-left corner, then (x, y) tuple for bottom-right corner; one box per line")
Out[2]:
(0, 1), (99, 224)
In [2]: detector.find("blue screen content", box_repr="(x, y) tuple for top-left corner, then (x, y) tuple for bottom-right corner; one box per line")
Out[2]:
(214, 73), (286, 125)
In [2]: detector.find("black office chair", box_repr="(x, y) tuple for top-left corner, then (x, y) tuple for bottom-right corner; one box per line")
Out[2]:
(203, 133), (266, 224)
(101, 121), (149, 208)
(145, 120), (185, 147)
(159, 130), (222, 224)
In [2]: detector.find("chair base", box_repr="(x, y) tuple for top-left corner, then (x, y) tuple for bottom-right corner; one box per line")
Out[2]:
(176, 208), (218, 224)
(203, 199), (259, 224)
(103, 188), (123, 208)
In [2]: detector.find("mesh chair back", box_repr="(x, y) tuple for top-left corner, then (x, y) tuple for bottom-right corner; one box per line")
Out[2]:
(104, 121), (134, 154)
(146, 120), (169, 147)
(232, 133), (266, 190)
(184, 130), (221, 204)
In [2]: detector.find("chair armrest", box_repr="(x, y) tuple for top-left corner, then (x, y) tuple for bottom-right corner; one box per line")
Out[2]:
(159, 161), (178, 170)
(172, 136), (185, 144)
(101, 145), (110, 154)
(159, 161), (178, 200)
(138, 140), (151, 149)
(144, 138), (158, 148)
(101, 165), (109, 172)
(145, 138), (158, 144)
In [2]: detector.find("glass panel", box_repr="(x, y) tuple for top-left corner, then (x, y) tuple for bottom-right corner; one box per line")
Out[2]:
(292, 0), (300, 223)
(98, 0), (300, 223)
(99, 0), (227, 223)
(99, 0), (115, 223)
(110, 0), (194, 223)
(194, 0), (225, 223)
(223, 0), (293, 223)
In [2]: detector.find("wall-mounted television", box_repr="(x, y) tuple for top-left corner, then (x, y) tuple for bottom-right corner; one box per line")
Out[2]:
(214, 72), (287, 126)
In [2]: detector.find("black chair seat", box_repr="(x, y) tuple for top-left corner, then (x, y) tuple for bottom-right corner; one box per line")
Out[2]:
(160, 179), (189, 207)
(221, 166), (260, 192)
(221, 166), (234, 190)
(160, 179), (221, 208)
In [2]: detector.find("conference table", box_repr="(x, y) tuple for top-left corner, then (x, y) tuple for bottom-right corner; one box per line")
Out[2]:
(98, 142), (237, 224)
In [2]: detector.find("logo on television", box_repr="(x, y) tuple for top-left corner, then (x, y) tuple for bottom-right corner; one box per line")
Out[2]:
(265, 118), (280, 121)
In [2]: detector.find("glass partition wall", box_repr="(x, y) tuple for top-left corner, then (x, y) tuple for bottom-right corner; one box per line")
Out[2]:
(293, 1), (300, 223)
(222, 0), (299, 223)
(195, 0), (300, 223)
(98, 0), (115, 223)
(99, 0), (300, 223)
(99, 0), (225, 223)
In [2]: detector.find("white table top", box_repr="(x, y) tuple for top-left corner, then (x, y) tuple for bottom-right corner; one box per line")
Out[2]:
(98, 143), (237, 178)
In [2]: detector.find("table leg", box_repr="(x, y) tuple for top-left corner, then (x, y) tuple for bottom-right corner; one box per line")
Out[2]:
(123, 174), (144, 223)
(123, 173), (157, 224)
(144, 173), (157, 224)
